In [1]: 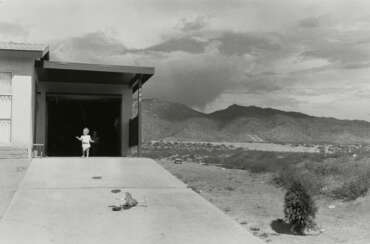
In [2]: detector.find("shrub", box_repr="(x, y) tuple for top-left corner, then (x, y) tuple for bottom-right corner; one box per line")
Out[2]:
(224, 151), (292, 173)
(203, 156), (224, 165)
(274, 167), (324, 196)
(223, 151), (327, 173)
(284, 181), (317, 234)
(331, 176), (369, 201)
(303, 160), (342, 176)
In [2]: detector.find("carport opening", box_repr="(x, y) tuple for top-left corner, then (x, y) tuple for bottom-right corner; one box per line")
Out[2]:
(46, 95), (121, 156)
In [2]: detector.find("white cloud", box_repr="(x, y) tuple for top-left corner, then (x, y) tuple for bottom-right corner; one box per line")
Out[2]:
(0, 21), (28, 41)
(1, 0), (370, 120)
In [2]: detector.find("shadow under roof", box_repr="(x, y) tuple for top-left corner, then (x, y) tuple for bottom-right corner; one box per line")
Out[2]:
(36, 60), (155, 92)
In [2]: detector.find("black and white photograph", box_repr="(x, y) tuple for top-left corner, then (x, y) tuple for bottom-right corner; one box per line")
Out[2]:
(0, 0), (369, 243)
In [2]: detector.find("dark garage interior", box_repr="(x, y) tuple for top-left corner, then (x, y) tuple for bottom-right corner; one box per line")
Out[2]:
(46, 95), (121, 156)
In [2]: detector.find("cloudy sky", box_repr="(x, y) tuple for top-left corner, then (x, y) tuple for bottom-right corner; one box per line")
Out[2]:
(1, 0), (370, 120)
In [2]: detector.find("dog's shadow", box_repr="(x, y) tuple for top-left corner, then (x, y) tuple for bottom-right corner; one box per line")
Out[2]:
(270, 219), (299, 235)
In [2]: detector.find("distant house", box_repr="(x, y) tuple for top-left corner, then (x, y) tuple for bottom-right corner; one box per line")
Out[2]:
(0, 43), (154, 158)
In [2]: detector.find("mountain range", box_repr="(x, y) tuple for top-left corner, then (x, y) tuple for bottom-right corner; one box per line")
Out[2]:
(141, 98), (370, 144)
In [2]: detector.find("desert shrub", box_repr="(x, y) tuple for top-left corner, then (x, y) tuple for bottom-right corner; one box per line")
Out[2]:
(303, 160), (342, 176)
(203, 156), (224, 165)
(225, 186), (235, 191)
(331, 175), (370, 201)
(275, 156), (370, 200)
(274, 167), (324, 196)
(284, 181), (317, 234)
(223, 150), (328, 173)
(224, 151), (291, 173)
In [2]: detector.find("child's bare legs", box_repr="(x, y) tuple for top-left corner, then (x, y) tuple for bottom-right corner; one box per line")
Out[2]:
(82, 148), (89, 157)
(86, 148), (90, 158)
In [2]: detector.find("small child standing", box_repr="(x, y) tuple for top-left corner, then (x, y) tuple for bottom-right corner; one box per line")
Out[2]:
(75, 127), (95, 157)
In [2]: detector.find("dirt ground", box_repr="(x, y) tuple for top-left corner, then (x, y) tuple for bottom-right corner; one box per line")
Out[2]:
(0, 159), (30, 220)
(158, 159), (370, 244)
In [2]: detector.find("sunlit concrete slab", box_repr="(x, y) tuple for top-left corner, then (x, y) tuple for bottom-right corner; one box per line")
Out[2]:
(21, 157), (186, 189)
(0, 159), (30, 219)
(0, 157), (263, 244)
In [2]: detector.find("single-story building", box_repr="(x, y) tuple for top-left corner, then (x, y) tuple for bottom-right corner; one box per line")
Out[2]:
(0, 43), (154, 158)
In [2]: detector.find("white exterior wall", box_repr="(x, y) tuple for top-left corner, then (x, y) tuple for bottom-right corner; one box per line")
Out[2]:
(0, 55), (37, 156)
(11, 75), (33, 148)
(0, 73), (12, 144)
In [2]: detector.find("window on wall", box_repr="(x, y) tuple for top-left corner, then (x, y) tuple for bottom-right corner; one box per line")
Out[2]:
(0, 72), (12, 143)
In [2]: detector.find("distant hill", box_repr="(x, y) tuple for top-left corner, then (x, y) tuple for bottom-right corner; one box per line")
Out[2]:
(141, 98), (370, 144)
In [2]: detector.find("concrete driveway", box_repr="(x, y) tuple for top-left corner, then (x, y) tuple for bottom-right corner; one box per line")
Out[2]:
(0, 157), (263, 244)
(0, 159), (30, 219)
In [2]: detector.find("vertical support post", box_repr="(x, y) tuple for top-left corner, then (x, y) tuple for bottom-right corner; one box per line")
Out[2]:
(35, 87), (46, 156)
(121, 87), (132, 156)
(137, 78), (142, 157)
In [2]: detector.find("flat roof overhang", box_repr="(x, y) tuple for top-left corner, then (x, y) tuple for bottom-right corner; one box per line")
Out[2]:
(36, 60), (154, 92)
(0, 42), (49, 59)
